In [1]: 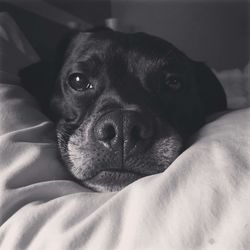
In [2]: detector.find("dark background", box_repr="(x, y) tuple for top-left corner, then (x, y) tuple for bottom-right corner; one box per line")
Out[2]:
(0, 0), (249, 70)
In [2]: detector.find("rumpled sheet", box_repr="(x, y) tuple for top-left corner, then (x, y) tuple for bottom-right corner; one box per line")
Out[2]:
(0, 12), (250, 250)
(0, 85), (250, 250)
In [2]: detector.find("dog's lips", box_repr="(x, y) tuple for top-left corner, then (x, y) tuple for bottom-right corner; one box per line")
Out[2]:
(84, 169), (145, 191)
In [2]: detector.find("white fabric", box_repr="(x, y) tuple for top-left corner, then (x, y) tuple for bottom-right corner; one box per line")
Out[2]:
(214, 63), (250, 109)
(0, 12), (250, 250)
(0, 83), (250, 250)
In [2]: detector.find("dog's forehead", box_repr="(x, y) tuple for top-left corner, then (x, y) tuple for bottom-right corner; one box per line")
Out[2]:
(66, 31), (187, 69)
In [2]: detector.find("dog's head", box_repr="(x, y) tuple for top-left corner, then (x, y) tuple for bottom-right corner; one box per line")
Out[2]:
(51, 29), (226, 192)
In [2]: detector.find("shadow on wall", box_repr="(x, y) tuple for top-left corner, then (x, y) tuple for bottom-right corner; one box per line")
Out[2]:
(45, 0), (111, 26)
(111, 0), (249, 70)
(0, 0), (111, 60)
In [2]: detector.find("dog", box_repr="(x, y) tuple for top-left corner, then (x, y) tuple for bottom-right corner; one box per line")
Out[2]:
(22, 29), (227, 192)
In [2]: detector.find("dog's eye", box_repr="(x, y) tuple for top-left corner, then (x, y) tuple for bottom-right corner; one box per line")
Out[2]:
(67, 73), (93, 91)
(162, 76), (182, 91)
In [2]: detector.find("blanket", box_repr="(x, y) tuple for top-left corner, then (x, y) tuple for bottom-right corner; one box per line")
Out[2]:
(0, 12), (250, 250)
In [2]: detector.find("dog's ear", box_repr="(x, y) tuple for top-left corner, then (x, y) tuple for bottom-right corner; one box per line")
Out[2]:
(193, 61), (227, 116)
(19, 61), (55, 115)
(20, 27), (113, 118)
(19, 31), (79, 115)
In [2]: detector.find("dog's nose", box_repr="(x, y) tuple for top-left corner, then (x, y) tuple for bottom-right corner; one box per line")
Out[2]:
(94, 111), (154, 157)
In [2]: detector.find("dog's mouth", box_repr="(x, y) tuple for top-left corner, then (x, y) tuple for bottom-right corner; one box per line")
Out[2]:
(83, 169), (145, 192)
(58, 114), (183, 192)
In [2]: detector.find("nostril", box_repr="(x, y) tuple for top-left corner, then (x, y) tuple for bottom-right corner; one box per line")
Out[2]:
(130, 126), (141, 142)
(104, 124), (116, 141)
(130, 123), (153, 141)
(96, 123), (116, 142)
(94, 111), (155, 154)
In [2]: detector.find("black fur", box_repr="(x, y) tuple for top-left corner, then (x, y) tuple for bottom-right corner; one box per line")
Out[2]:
(21, 30), (227, 192)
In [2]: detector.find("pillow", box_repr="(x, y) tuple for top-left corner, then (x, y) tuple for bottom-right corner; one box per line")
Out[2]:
(214, 62), (250, 109)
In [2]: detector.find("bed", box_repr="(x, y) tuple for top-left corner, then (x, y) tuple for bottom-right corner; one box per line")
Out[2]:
(0, 12), (250, 250)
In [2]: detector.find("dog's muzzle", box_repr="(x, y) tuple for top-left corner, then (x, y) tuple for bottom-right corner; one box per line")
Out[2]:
(61, 109), (182, 192)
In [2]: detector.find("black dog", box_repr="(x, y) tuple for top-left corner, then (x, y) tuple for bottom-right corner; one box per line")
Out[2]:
(22, 29), (227, 192)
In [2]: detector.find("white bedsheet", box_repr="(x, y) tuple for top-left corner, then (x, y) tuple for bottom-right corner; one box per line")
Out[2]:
(0, 83), (250, 250)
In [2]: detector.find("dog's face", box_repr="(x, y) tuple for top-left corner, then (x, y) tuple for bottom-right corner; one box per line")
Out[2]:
(51, 30), (226, 192)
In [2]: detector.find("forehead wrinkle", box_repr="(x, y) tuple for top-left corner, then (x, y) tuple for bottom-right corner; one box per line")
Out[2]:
(126, 49), (167, 85)
(65, 34), (112, 68)
(101, 44), (157, 105)
(106, 72), (150, 107)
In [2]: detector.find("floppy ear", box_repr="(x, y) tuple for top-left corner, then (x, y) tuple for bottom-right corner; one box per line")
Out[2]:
(20, 27), (113, 118)
(194, 61), (227, 116)
(19, 61), (55, 115)
(19, 31), (77, 115)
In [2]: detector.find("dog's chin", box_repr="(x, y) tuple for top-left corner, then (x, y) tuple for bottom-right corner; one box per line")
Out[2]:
(82, 170), (145, 192)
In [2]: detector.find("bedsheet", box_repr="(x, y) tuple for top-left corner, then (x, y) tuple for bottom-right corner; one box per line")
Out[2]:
(0, 85), (250, 250)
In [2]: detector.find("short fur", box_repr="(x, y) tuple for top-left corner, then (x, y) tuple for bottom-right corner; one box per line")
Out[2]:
(22, 29), (227, 192)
